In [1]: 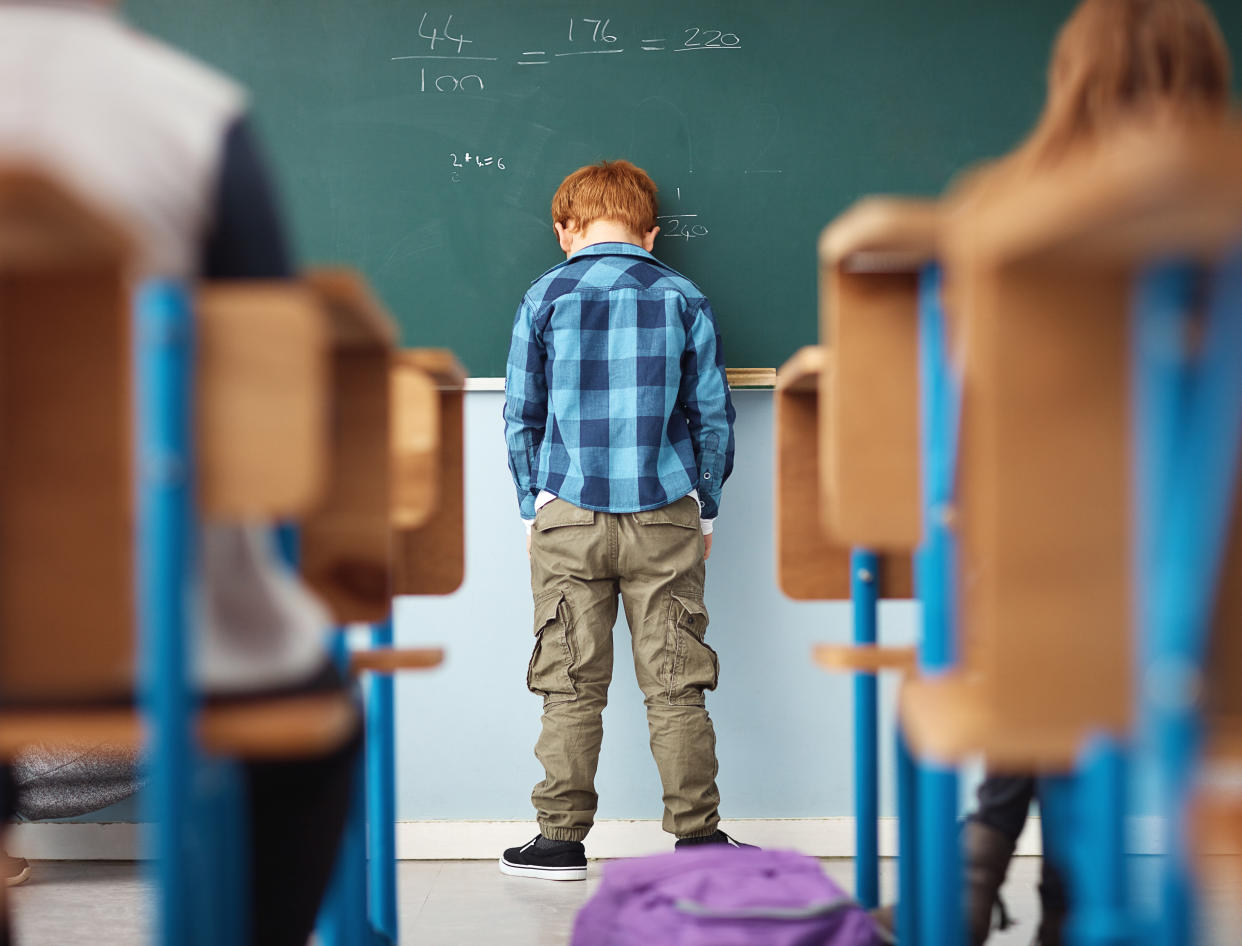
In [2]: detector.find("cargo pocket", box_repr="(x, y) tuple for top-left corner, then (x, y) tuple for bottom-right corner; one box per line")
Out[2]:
(527, 590), (578, 705)
(633, 496), (700, 529)
(534, 499), (596, 532)
(665, 591), (719, 706)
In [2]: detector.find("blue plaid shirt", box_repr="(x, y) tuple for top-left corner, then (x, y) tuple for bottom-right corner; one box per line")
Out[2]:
(504, 242), (735, 522)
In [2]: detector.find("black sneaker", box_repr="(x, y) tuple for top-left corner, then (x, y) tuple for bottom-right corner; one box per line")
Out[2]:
(674, 830), (758, 850)
(499, 834), (587, 881)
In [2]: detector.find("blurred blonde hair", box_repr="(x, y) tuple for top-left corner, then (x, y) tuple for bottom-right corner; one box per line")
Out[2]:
(957, 0), (1231, 198)
(1025, 0), (1231, 168)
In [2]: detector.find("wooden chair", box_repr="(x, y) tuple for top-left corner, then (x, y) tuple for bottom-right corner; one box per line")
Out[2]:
(392, 348), (466, 598)
(0, 167), (355, 943)
(297, 272), (464, 946)
(781, 198), (938, 931)
(818, 198), (940, 552)
(299, 269), (460, 656)
(776, 211), (929, 909)
(776, 344), (916, 907)
(775, 343), (914, 638)
(896, 120), (1242, 946)
(903, 122), (1242, 771)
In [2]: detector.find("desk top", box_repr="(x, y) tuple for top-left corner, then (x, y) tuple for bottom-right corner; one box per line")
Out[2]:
(819, 197), (941, 275)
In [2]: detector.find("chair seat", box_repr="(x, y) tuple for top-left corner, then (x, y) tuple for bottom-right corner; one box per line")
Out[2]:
(0, 691), (359, 762)
(814, 644), (916, 674)
(350, 646), (444, 675)
(899, 672), (1095, 771)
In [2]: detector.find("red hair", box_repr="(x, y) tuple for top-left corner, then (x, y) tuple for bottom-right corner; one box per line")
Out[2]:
(551, 160), (659, 235)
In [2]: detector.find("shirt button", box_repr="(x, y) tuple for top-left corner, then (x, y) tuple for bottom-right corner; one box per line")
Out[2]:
(703, 472), (711, 480)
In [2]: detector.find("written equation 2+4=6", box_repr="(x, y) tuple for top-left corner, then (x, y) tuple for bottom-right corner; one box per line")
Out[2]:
(450, 151), (506, 183)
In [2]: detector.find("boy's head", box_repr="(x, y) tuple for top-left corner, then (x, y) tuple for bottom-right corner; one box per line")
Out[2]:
(551, 160), (660, 256)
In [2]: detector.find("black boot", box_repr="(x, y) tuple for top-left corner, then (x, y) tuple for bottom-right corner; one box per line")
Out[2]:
(866, 821), (1016, 945)
(1030, 859), (1068, 946)
(963, 820), (1017, 945)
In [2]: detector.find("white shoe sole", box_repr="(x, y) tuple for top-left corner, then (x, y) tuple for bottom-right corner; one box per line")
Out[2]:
(5, 864), (30, 888)
(498, 856), (587, 881)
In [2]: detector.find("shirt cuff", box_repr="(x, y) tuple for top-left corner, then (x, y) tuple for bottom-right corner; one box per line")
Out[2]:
(700, 518), (714, 536)
(523, 518), (534, 536)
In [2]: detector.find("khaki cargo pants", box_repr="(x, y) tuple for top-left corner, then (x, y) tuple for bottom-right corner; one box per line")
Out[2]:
(526, 495), (721, 842)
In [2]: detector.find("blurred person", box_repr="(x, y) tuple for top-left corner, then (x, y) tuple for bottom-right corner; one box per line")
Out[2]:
(874, 2), (1233, 945)
(0, 2), (360, 944)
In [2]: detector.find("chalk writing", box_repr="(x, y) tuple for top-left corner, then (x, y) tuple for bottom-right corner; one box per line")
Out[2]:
(421, 69), (485, 92)
(678, 29), (741, 50)
(657, 214), (709, 242)
(419, 13), (474, 54)
(449, 151), (507, 182)
(568, 18), (617, 44)
(390, 15), (744, 91)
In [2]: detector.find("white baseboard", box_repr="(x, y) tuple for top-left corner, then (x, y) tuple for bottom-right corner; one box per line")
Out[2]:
(8, 822), (144, 861)
(8, 816), (1163, 862)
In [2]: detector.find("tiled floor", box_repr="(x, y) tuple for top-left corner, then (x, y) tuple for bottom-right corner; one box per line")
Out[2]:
(8, 856), (1241, 944)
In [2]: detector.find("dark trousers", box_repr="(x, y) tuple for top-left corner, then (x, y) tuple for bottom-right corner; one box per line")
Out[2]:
(970, 774), (1067, 913)
(244, 725), (361, 946)
(0, 723), (360, 946)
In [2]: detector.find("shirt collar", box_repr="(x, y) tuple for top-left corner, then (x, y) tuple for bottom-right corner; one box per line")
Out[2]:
(531, 241), (661, 283)
(569, 241), (656, 262)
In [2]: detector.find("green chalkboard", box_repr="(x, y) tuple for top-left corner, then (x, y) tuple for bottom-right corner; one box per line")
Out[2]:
(125, 0), (1242, 376)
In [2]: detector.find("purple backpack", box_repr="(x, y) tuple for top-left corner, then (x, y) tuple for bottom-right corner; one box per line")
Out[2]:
(571, 847), (888, 946)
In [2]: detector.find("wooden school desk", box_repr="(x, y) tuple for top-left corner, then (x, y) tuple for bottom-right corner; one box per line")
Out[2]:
(300, 271), (464, 946)
(775, 194), (937, 926)
(908, 120), (1242, 946)
(0, 166), (354, 945)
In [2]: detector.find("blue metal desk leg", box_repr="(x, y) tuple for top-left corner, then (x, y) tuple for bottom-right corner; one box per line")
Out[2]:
(916, 763), (961, 946)
(136, 282), (197, 946)
(915, 262), (964, 946)
(1040, 741), (1130, 946)
(367, 619), (399, 943)
(896, 725), (920, 943)
(1074, 739), (1129, 946)
(851, 550), (880, 909)
(1132, 252), (1242, 946)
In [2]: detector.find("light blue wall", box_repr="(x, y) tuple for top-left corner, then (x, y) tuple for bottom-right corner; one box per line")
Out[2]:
(70, 390), (1165, 830)
(74, 391), (923, 825)
(392, 390), (919, 823)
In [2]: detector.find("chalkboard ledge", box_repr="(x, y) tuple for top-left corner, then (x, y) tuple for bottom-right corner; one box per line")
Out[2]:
(465, 368), (775, 393)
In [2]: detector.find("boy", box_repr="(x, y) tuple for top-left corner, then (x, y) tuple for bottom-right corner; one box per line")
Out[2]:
(501, 160), (745, 881)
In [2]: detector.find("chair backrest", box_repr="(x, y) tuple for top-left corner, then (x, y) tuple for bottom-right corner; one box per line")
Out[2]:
(0, 168), (329, 702)
(0, 167), (136, 702)
(941, 122), (1242, 755)
(393, 349), (466, 596)
(301, 268), (398, 622)
(775, 346), (912, 600)
(197, 283), (328, 518)
(818, 198), (939, 552)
